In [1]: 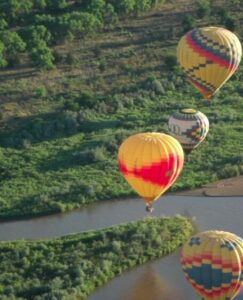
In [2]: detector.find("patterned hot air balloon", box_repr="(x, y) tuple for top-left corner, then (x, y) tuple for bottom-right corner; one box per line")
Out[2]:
(168, 108), (209, 155)
(118, 132), (184, 212)
(181, 230), (243, 300)
(177, 27), (242, 101)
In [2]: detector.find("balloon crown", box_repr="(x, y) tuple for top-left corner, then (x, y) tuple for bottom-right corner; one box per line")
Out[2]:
(180, 108), (197, 114)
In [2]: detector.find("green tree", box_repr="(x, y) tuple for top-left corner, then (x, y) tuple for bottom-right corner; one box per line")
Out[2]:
(224, 16), (239, 31)
(0, 19), (8, 30)
(0, 31), (26, 65)
(103, 4), (118, 24)
(34, 0), (47, 10)
(112, 0), (136, 15)
(88, 0), (106, 19)
(196, 0), (211, 18)
(182, 15), (196, 33)
(24, 25), (52, 48)
(0, 42), (7, 68)
(134, 0), (150, 14)
(30, 40), (54, 69)
(0, 0), (33, 20)
(46, 0), (67, 10)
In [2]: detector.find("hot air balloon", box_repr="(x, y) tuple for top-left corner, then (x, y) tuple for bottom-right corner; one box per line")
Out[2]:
(177, 27), (242, 101)
(118, 132), (184, 212)
(168, 108), (209, 156)
(181, 230), (243, 300)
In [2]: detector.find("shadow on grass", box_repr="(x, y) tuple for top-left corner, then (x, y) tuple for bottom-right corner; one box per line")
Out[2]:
(0, 110), (121, 148)
(0, 66), (36, 83)
(38, 139), (105, 172)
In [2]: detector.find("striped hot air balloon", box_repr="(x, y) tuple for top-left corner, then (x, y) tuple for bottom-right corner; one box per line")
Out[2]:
(181, 231), (243, 300)
(168, 108), (209, 156)
(118, 132), (184, 212)
(177, 27), (242, 101)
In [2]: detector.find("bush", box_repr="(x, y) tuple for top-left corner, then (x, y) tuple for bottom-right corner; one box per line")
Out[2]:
(224, 16), (239, 31)
(0, 30), (26, 66)
(87, 0), (106, 19)
(182, 15), (196, 33)
(35, 86), (48, 98)
(111, 0), (136, 15)
(164, 54), (177, 71)
(30, 40), (54, 69)
(0, 41), (7, 67)
(46, 0), (68, 11)
(150, 79), (165, 94)
(89, 146), (107, 162)
(196, 0), (211, 18)
(23, 25), (52, 48)
(220, 164), (240, 179)
(0, 18), (8, 30)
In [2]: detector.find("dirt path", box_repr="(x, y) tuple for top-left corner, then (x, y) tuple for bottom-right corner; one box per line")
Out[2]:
(174, 176), (243, 197)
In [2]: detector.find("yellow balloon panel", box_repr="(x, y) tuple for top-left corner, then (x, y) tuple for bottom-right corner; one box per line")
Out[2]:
(118, 133), (184, 204)
(177, 27), (242, 100)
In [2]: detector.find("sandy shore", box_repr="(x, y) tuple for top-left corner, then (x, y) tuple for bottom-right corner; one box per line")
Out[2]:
(174, 176), (243, 197)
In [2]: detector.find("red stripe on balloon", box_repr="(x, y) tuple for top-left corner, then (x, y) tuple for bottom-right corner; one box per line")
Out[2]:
(189, 78), (212, 94)
(186, 32), (235, 71)
(118, 155), (181, 186)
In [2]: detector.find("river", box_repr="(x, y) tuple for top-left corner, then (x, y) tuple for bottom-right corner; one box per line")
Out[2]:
(0, 195), (243, 299)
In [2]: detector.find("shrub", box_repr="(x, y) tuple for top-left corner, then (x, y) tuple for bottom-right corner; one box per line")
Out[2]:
(0, 41), (7, 67)
(0, 18), (8, 30)
(0, 30), (26, 66)
(150, 79), (165, 94)
(224, 16), (239, 31)
(196, 0), (211, 18)
(89, 146), (107, 162)
(220, 164), (240, 179)
(164, 54), (177, 71)
(23, 25), (52, 48)
(35, 86), (48, 98)
(30, 40), (54, 69)
(182, 15), (196, 33)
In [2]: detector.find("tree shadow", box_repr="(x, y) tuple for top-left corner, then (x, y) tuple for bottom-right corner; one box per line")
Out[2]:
(0, 110), (121, 149)
(0, 66), (36, 83)
(37, 139), (102, 172)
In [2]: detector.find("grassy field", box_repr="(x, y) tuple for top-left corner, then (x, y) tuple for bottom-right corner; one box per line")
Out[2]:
(0, 0), (243, 220)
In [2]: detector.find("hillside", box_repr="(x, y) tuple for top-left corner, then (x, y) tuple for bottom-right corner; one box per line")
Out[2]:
(0, 0), (243, 220)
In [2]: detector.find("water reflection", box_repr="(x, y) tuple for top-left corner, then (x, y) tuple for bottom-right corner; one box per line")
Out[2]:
(123, 265), (179, 300)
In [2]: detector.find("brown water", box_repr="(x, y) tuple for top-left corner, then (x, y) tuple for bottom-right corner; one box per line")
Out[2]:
(0, 196), (243, 299)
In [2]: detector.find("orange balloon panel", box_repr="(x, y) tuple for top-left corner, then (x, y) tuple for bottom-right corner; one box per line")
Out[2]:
(118, 132), (184, 205)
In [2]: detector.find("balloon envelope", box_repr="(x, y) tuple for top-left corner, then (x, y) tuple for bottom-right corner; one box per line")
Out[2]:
(118, 132), (184, 207)
(177, 27), (242, 100)
(181, 230), (243, 300)
(168, 108), (209, 154)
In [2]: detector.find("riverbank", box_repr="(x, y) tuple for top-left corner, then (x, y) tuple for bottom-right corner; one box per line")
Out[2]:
(0, 216), (193, 299)
(174, 176), (243, 197)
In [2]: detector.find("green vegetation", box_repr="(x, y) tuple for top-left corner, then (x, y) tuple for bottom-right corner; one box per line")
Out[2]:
(0, 215), (193, 299)
(0, 0), (243, 220)
(0, 0), (165, 68)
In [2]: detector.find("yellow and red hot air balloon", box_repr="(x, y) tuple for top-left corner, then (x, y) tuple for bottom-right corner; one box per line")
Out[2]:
(118, 132), (184, 212)
(177, 26), (242, 101)
(181, 230), (243, 300)
(168, 108), (209, 156)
